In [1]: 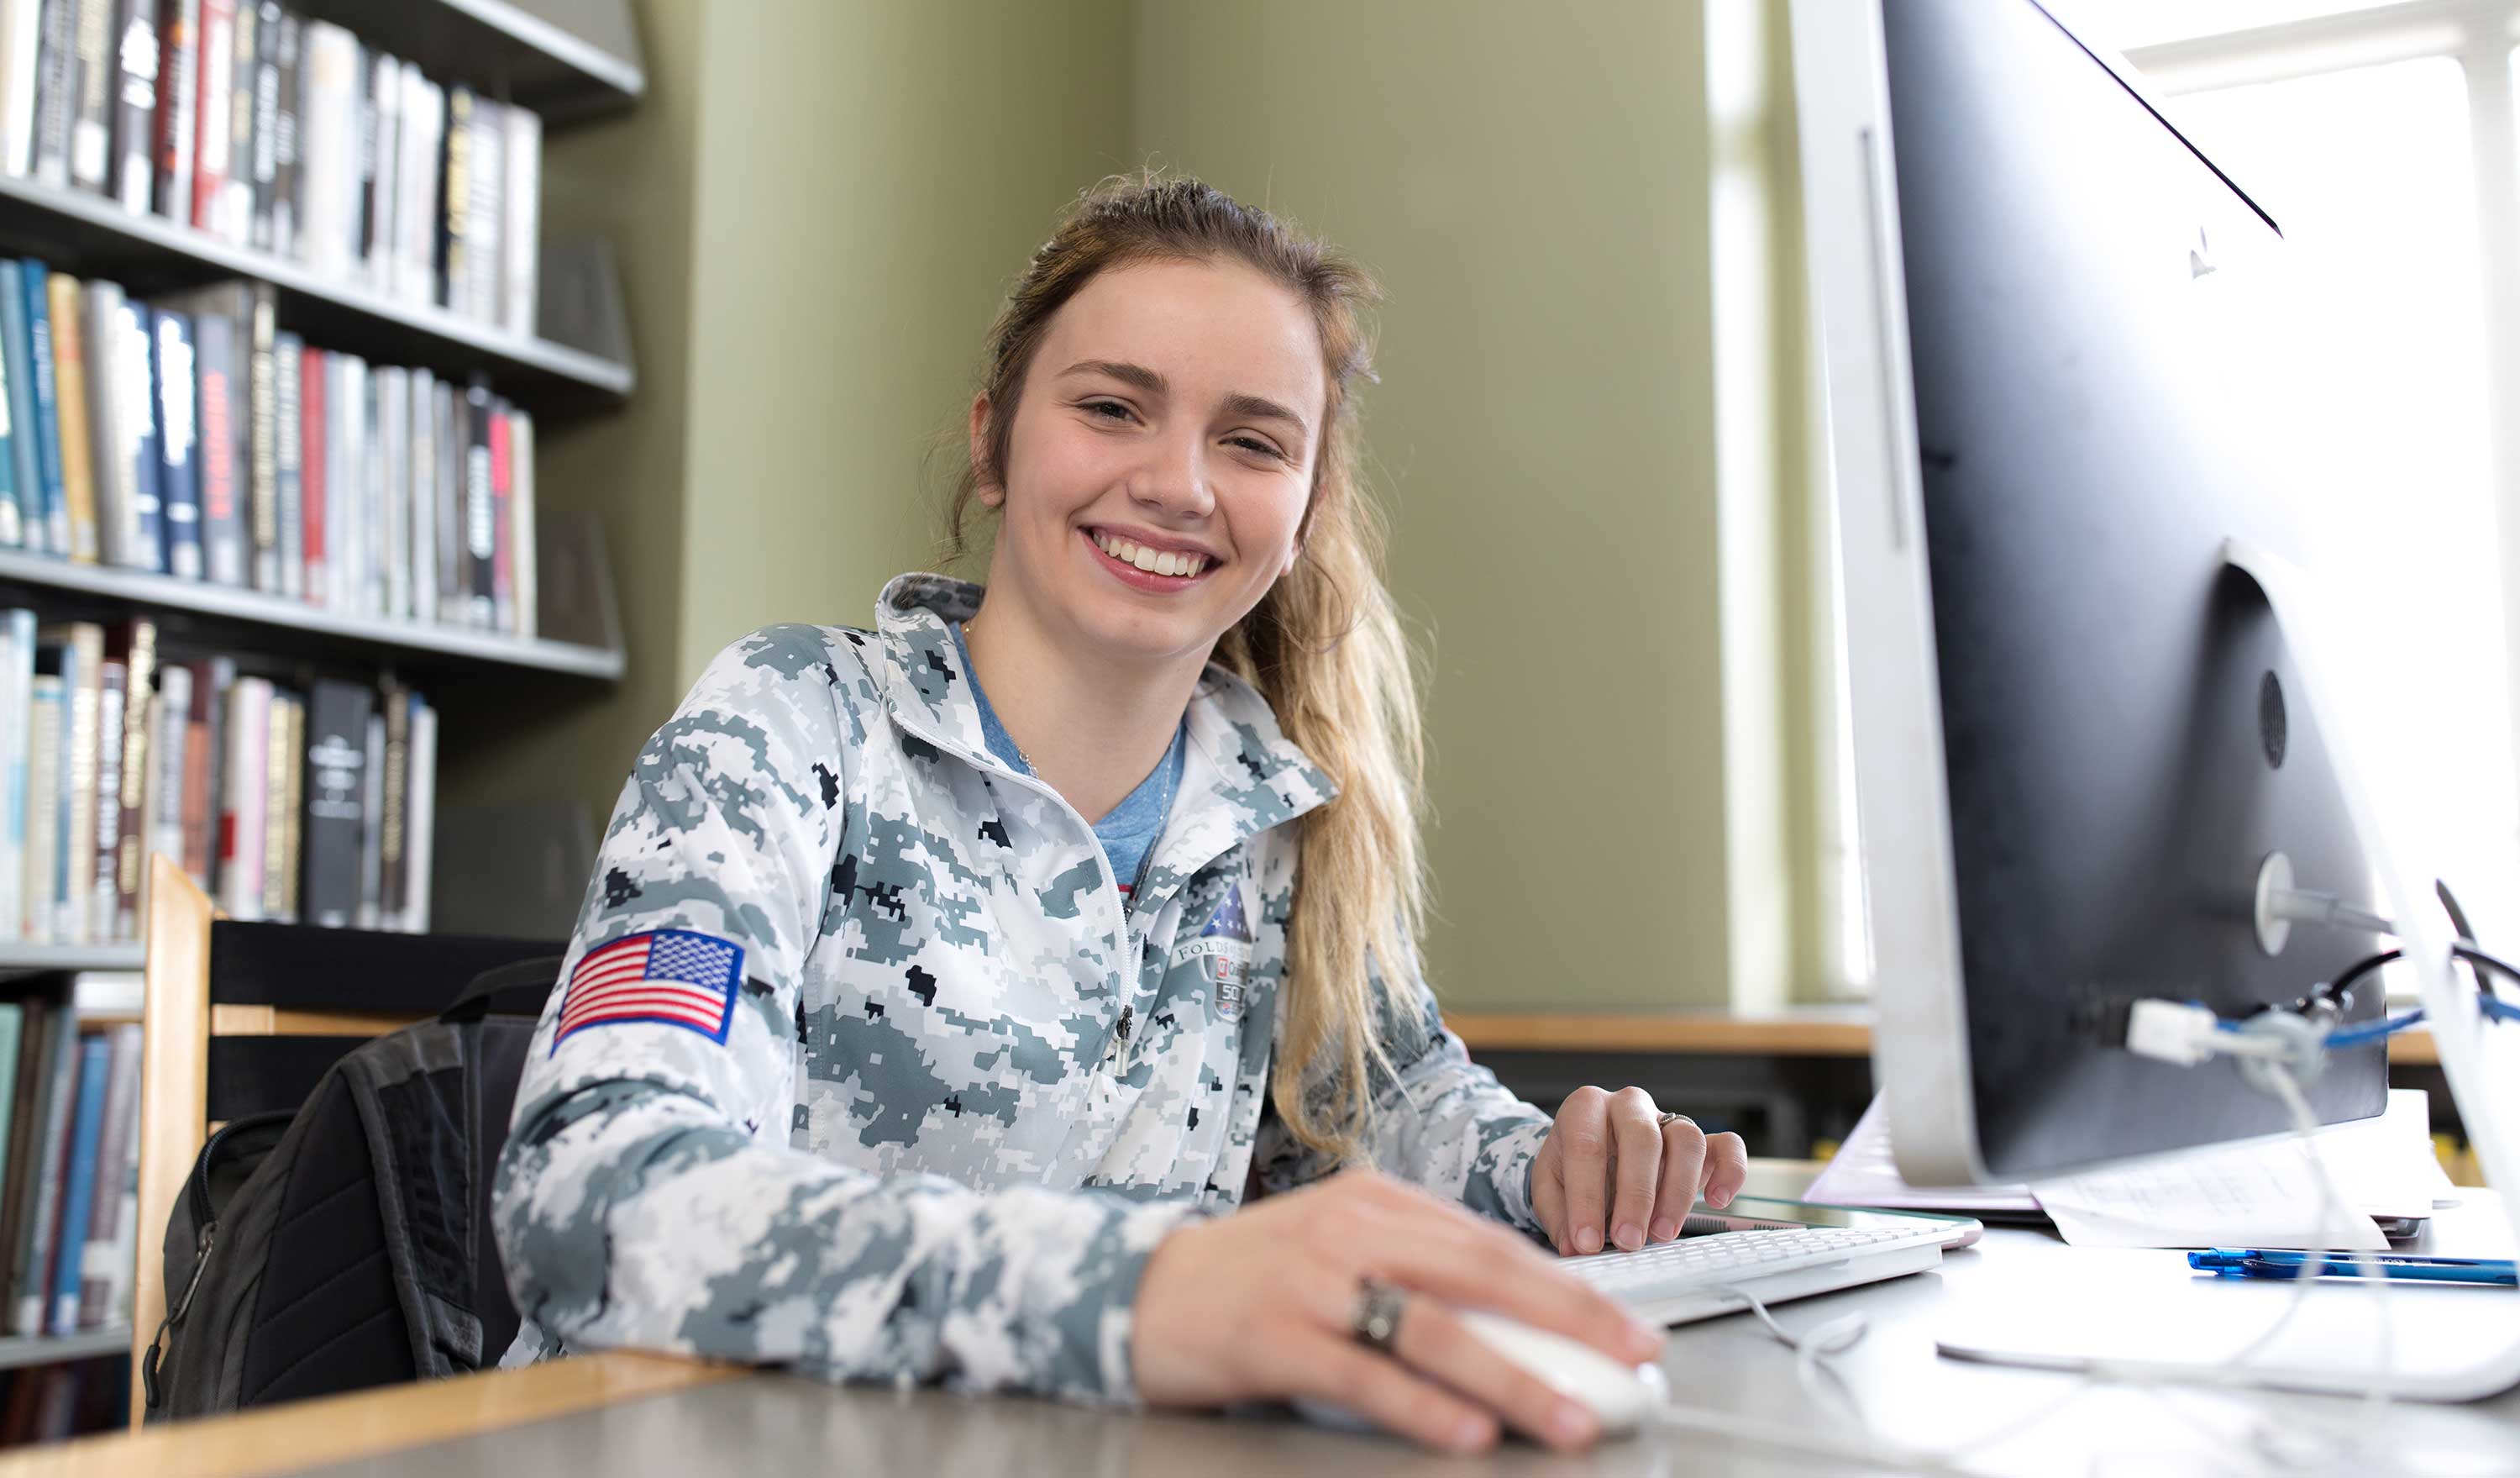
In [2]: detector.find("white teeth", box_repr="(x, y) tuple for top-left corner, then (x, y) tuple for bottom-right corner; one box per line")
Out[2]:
(1132, 545), (1163, 572)
(1092, 530), (1207, 577)
(1183, 555), (1205, 576)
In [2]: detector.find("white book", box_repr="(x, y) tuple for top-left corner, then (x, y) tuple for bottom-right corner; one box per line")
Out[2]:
(377, 366), (406, 620)
(148, 665), (190, 876)
(365, 49), (397, 294)
(399, 68), (440, 308)
(333, 353), (366, 614)
(501, 104), (539, 338)
(361, 365), (382, 617)
(402, 697), (432, 933)
(509, 409), (535, 639)
(355, 710), (381, 928)
(218, 676), (265, 920)
(0, 609), (27, 937)
(464, 97), (502, 323)
(297, 21), (356, 281)
(432, 381), (458, 620)
(80, 282), (133, 570)
(21, 675), (57, 944)
(0, 0), (40, 177)
(409, 370), (435, 625)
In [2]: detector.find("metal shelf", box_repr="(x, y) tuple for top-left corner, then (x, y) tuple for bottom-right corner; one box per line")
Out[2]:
(295, 0), (646, 127)
(0, 1327), (128, 1371)
(0, 944), (144, 976)
(0, 172), (633, 413)
(0, 549), (624, 681)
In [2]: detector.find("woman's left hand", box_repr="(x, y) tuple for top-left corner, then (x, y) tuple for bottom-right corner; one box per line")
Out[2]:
(1530, 1087), (1751, 1257)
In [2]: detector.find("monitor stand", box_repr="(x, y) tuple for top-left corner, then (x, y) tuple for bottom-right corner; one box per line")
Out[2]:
(1935, 539), (2520, 1401)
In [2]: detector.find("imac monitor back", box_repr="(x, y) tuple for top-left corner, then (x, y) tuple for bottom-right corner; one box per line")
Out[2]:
(1793, 0), (2391, 1184)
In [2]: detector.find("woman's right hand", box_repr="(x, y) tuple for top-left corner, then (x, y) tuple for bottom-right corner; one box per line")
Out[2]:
(1129, 1166), (1666, 1454)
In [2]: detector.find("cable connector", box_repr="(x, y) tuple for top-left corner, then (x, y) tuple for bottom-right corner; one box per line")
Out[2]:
(2124, 999), (2220, 1066)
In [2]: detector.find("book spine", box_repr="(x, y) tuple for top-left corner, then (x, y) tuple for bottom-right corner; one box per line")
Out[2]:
(297, 342), (321, 604)
(376, 677), (403, 929)
(109, 618), (147, 937)
(0, 269), (17, 550)
(22, 678), (56, 942)
(245, 281), (274, 592)
(354, 707), (377, 927)
(0, 1002), (43, 1297)
(65, 0), (107, 192)
(12, 1008), (76, 1333)
(503, 105), (538, 337)
(430, 380), (454, 618)
(0, 0), (44, 177)
(75, 280), (121, 567)
(150, 306), (199, 580)
(147, 660), (185, 873)
(271, 329), (297, 599)
(297, 20), (349, 280)
(396, 66), (435, 307)
(107, 0), (151, 212)
(213, 671), (259, 918)
(188, 304), (239, 585)
(407, 369), (433, 625)
(28, 0), (76, 186)
(337, 352), (363, 613)
(107, 292), (160, 572)
(45, 1033), (104, 1333)
(43, 274), (95, 564)
(87, 660), (118, 940)
(185, 0), (223, 230)
(377, 365), (403, 619)
(20, 266), (62, 557)
(488, 397), (510, 632)
(402, 696), (431, 932)
(255, 686), (284, 918)
(149, 0), (193, 224)
(299, 679), (363, 926)
(273, 690), (297, 921)
(265, 8), (292, 257)
(75, 1022), (138, 1327)
(510, 408), (535, 639)
(175, 665), (207, 887)
(55, 624), (97, 941)
(213, 0), (244, 242)
(464, 97), (500, 323)
(0, 611), (25, 937)
(0, 1008), (24, 1228)
(362, 46), (393, 293)
(461, 374), (488, 626)
(0, 263), (37, 554)
(243, 0), (270, 249)
(438, 85), (467, 313)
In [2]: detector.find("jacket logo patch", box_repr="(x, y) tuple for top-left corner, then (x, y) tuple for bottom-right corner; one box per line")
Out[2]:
(554, 929), (744, 1050)
(1173, 882), (1255, 1022)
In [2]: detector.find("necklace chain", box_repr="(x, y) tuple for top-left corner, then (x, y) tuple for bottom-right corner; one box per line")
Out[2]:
(962, 614), (1039, 771)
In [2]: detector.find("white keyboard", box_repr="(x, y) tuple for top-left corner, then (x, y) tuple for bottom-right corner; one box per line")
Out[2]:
(1564, 1223), (1940, 1302)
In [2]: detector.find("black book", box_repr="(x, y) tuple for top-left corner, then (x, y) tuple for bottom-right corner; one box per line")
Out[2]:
(267, 9), (297, 257)
(219, 0), (250, 245)
(245, 0), (276, 250)
(150, 281), (261, 587)
(66, 0), (111, 193)
(107, 0), (156, 212)
(0, 1000), (55, 1306)
(462, 372), (491, 627)
(29, 0), (78, 187)
(301, 678), (369, 928)
(150, 0), (197, 224)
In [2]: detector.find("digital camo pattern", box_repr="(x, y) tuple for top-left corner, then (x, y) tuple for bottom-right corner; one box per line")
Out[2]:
(492, 572), (1555, 1402)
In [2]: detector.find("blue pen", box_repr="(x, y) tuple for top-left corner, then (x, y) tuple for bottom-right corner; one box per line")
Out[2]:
(2190, 1249), (2518, 1286)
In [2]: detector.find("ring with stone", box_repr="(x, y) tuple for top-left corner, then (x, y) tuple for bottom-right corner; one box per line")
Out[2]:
(1351, 1275), (1407, 1354)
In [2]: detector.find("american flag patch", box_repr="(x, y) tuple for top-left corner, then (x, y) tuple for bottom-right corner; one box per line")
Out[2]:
(554, 929), (745, 1051)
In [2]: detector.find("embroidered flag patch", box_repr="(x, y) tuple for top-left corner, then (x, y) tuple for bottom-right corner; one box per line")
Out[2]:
(554, 929), (745, 1051)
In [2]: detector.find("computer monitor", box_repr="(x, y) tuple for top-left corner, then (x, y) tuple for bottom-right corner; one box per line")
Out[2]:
(1788, 0), (2496, 1188)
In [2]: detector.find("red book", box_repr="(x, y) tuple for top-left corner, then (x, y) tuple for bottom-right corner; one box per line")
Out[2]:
(301, 347), (326, 608)
(191, 0), (235, 234)
(489, 399), (512, 634)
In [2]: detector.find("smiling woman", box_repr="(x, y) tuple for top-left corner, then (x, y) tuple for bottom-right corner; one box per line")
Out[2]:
(487, 172), (1744, 1458)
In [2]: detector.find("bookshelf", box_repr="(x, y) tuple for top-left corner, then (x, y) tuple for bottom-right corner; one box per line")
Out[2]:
(0, 1327), (125, 1372)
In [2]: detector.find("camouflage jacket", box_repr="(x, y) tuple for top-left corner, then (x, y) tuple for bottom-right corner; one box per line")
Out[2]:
(492, 573), (1555, 1403)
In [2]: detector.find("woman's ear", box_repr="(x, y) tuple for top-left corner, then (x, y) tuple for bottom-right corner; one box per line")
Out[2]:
(969, 393), (1002, 508)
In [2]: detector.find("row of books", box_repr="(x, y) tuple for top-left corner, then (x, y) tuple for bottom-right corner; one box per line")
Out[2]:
(0, 1356), (121, 1446)
(0, 263), (542, 639)
(0, 997), (143, 1342)
(0, 614), (438, 945)
(0, 0), (543, 334)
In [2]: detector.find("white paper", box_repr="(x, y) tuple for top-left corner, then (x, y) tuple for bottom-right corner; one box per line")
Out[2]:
(1804, 1093), (2045, 1215)
(2029, 1090), (2447, 1251)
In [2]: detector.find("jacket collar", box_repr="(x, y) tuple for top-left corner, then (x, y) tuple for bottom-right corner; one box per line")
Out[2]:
(871, 573), (1340, 847)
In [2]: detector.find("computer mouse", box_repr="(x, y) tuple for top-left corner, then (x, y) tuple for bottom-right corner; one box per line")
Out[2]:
(1291, 1307), (1669, 1441)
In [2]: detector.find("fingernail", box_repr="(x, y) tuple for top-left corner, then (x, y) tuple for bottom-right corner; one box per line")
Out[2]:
(1627, 1321), (1665, 1360)
(1711, 1188), (1733, 1208)
(1575, 1225), (1602, 1254)
(1549, 1400), (1599, 1447)
(1613, 1221), (1643, 1250)
(1650, 1217), (1678, 1241)
(1452, 1414), (1494, 1452)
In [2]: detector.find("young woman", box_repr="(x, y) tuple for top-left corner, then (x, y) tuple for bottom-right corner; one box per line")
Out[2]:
(492, 174), (1750, 1455)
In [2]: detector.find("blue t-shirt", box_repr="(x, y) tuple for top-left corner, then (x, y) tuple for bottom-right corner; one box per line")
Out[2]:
(951, 621), (1185, 902)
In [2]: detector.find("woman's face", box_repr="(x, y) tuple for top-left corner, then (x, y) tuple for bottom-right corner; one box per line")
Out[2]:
(973, 257), (1326, 665)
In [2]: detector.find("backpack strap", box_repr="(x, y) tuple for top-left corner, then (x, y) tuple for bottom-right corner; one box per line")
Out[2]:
(438, 956), (565, 1024)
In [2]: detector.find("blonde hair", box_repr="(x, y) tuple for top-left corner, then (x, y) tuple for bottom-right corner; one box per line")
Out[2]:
(941, 171), (1423, 1165)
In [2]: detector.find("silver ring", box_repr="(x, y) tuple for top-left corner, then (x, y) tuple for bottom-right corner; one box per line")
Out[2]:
(1352, 1276), (1407, 1354)
(1658, 1111), (1694, 1128)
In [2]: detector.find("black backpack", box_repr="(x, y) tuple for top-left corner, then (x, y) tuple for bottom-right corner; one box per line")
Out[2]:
(141, 957), (560, 1419)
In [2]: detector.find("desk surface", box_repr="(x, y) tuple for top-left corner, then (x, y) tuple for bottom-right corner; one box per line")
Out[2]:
(1441, 1007), (2445, 1065)
(16, 1165), (2517, 1478)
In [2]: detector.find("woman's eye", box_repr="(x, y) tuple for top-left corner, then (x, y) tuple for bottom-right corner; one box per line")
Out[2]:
(1228, 436), (1283, 460)
(1084, 400), (1133, 422)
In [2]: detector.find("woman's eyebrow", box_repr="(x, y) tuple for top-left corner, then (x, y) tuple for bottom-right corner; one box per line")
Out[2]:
(1058, 359), (1311, 439)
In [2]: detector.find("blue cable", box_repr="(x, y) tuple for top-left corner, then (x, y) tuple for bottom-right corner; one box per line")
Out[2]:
(2322, 1009), (2427, 1049)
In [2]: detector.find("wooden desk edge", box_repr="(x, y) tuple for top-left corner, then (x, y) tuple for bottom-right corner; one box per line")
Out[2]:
(1444, 1012), (2441, 1064)
(0, 1351), (738, 1478)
